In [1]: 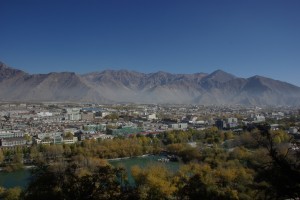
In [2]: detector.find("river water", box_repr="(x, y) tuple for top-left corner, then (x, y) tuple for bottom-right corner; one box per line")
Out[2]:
(0, 169), (31, 189)
(0, 155), (181, 188)
(110, 155), (181, 185)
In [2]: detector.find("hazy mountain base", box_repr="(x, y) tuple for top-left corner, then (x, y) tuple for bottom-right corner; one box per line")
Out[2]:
(1, 62), (300, 106)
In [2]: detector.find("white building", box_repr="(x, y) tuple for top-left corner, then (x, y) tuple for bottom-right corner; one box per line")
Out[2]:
(100, 111), (110, 118)
(66, 108), (81, 121)
(63, 137), (78, 144)
(289, 127), (298, 134)
(227, 118), (238, 123)
(147, 113), (157, 120)
(37, 112), (53, 117)
(253, 114), (265, 122)
(0, 130), (24, 138)
(168, 123), (188, 130)
(194, 120), (205, 125)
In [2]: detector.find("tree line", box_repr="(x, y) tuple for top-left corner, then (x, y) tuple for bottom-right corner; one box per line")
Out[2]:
(0, 124), (299, 199)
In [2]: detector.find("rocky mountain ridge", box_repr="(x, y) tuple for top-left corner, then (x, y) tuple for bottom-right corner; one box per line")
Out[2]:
(1, 62), (299, 106)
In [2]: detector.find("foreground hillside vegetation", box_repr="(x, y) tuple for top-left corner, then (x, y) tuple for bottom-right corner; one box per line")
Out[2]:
(0, 124), (299, 200)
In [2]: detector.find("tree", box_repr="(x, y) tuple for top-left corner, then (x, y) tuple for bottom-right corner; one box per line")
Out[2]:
(0, 149), (4, 164)
(179, 146), (201, 163)
(64, 132), (73, 139)
(225, 131), (234, 140)
(61, 165), (124, 200)
(1, 187), (22, 200)
(166, 143), (186, 154)
(175, 162), (255, 200)
(24, 133), (31, 142)
(131, 164), (176, 199)
(251, 124), (300, 199)
(63, 144), (72, 157)
(23, 157), (131, 200)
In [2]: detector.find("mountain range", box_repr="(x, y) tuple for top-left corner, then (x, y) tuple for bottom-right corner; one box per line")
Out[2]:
(1, 61), (300, 106)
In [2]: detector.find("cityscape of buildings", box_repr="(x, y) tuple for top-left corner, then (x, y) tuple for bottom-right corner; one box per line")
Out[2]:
(1, 102), (299, 149)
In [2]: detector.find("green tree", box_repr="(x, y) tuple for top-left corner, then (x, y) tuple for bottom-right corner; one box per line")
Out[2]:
(0, 149), (4, 164)
(179, 146), (201, 163)
(23, 159), (130, 200)
(64, 132), (73, 139)
(1, 187), (22, 200)
(252, 124), (300, 199)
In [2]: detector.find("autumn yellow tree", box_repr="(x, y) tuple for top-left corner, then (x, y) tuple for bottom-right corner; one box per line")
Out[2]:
(131, 164), (177, 199)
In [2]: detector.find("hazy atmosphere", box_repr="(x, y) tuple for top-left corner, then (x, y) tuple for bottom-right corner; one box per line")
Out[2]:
(1, 0), (300, 86)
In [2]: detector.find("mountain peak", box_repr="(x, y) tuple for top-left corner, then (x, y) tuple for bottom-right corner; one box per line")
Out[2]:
(0, 61), (10, 69)
(1, 61), (300, 106)
(211, 69), (226, 73)
(250, 75), (264, 79)
(150, 71), (172, 75)
(205, 69), (236, 83)
(0, 62), (26, 81)
(0, 61), (5, 66)
(248, 75), (273, 82)
(210, 69), (235, 76)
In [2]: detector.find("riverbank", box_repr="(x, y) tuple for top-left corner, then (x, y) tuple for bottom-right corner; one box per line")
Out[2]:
(0, 165), (35, 172)
(0, 155), (181, 189)
(107, 154), (152, 161)
(0, 154), (153, 172)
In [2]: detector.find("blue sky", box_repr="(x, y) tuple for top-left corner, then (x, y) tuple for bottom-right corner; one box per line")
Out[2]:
(1, 0), (300, 86)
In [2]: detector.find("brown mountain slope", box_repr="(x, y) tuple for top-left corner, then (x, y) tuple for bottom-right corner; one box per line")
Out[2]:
(1, 62), (300, 106)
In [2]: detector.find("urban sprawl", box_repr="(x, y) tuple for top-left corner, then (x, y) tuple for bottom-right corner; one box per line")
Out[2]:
(1, 103), (300, 149)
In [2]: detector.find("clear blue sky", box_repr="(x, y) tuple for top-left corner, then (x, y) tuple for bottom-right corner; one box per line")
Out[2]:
(1, 0), (300, 85)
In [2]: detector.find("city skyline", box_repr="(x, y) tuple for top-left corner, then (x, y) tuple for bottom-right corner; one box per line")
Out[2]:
(1, 0), (300, 86)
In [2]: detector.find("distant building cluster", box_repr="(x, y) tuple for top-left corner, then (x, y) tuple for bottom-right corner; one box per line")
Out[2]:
(0, 103), (299, 148)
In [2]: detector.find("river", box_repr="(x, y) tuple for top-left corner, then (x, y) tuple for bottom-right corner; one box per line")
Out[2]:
(0, 155), (181, 188)
(0, 169), (31, 189)
(110, 155), (181, 185)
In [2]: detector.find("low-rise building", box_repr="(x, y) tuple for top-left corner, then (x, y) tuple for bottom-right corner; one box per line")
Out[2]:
(0, 130), (24, 138)
(66, 108), (81, 121)
(168, 123), (188, 130)
(252, 114), (265, 123)
(37, 112), (53, 117)
(227, 117), (238, 124)
(62, 136), (78, 144)
(110, 126), (143, 136)
(83, 124), (106, 132)
(81, 111), (95, 121)
(0, 137), (26, 147)
(147, 113), (157, 120)
(289, 127), (298, 134)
